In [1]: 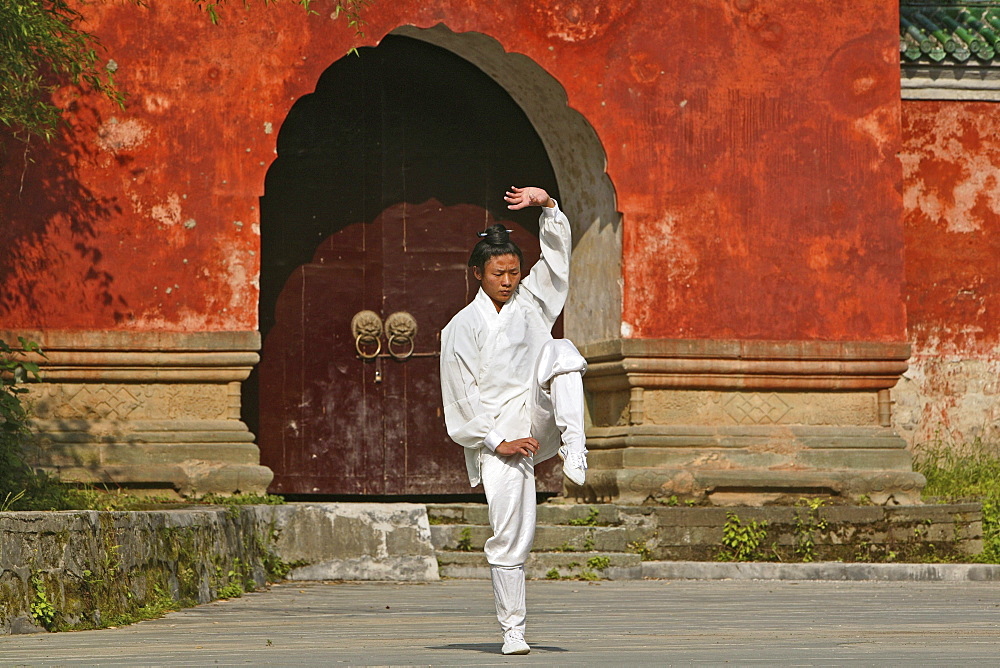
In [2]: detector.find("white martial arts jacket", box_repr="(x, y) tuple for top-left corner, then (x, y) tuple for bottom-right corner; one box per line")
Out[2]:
(440, 201), (572, 487)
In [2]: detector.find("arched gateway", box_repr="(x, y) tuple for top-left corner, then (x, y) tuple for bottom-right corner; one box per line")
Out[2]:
(248, 27), (621, 495)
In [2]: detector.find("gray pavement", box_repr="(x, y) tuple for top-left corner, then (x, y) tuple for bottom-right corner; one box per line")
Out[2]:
(2, 578), (1000, 666)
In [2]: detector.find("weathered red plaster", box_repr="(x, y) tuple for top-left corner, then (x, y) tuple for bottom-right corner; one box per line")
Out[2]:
(902, 100), (1000, 355)
(893, 100), (1000, 447)
(0, 0), (906, 344)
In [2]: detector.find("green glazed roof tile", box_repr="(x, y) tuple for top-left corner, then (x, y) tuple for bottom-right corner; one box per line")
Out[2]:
(901, 2), (1000, 63)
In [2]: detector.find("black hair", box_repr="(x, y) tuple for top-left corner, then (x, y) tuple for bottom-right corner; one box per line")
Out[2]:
(468, 224), (523, 272)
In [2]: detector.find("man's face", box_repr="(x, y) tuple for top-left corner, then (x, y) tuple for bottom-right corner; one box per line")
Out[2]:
(474, 254), (521, 311)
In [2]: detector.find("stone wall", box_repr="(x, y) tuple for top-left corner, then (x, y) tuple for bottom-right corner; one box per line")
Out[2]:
(625, 503), (983, 562)
(0, 503), (436, 634)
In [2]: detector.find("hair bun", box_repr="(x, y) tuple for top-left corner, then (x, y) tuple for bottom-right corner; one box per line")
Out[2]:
(469, 224), (523, 271)
(480, 223), (510, 244)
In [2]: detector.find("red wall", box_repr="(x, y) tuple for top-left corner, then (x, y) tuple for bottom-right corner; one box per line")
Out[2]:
(902, 100), (1000, 355)
(0, 0), (905, 343)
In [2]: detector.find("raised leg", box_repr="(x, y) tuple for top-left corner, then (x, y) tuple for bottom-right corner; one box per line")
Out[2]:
(530, 339), (588, 482)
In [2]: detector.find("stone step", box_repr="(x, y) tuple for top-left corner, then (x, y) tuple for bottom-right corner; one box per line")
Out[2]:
(429, 502), (984, 564)
(437, 550), (642, 580)
(431, 523), (648, 553)
(427, 503), (624, 527)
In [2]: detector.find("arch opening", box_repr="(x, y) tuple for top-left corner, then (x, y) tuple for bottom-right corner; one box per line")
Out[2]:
(248, 30), (622, 494)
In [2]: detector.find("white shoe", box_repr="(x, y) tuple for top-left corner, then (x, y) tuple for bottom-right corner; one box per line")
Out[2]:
(502, 628), (531, 655)
(558, 445), (588, 486)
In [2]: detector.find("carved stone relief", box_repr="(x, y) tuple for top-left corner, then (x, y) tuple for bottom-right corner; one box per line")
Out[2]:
(641, 390), (878, 426)
(27, 383), (231, 422)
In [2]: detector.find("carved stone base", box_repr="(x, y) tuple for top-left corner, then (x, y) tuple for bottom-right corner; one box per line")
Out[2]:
(3, 330), (272, 497)
(577, 339), (925, 506)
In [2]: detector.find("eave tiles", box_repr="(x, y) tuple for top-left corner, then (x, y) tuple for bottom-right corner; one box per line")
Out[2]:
(901, 2), (1000, 63)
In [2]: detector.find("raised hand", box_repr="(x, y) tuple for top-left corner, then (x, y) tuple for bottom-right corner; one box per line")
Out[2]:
(505, 186), (554, 210)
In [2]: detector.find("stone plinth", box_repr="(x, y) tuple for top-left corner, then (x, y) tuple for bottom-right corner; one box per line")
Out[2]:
(2, 330), (271, 497)
(260, 503), (439, 581)
(576, 339), (925, 505)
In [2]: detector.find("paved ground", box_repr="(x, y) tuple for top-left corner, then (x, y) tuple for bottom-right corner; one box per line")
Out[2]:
(2, 578), (1000, 666)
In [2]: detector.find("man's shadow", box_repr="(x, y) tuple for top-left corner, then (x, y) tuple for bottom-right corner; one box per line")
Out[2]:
(429, 643), (569, 654)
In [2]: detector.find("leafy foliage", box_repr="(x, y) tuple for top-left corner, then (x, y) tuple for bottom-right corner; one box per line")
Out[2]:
(0, 0), (123, 141)
(30, 573), (57, 629)
(0, 338), (71, 511)
(718, 512), (769, 562)
(792, 498), (829, 563)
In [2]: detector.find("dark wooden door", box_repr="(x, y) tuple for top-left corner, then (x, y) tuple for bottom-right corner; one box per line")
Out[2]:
(252, 34), (562, 495)
(258, 199), (558, 494)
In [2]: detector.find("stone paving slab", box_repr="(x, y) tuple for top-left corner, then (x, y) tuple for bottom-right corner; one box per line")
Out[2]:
(2, 578), (1000, 666)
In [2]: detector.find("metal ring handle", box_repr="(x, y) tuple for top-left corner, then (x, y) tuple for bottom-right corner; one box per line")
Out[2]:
(384, 311), (417, 361)
(387, 334), (415, 361)
(352, 310), (384, 360)
(355, 334), (381, 359)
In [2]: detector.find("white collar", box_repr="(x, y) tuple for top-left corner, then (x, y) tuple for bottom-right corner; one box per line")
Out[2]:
(473, 286), (518, 322)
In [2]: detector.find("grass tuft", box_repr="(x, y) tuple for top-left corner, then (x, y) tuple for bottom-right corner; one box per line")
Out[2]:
(913, 437), (1000, 563)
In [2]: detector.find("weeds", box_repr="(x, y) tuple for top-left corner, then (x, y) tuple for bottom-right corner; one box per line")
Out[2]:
(793, 498), (829, 563)
(101, 585), (179, 628)
(456, 527), (474, 552)
(568, 507), (601, 526)
(544, 564), (606, 581)
(1, 490), (25, 512)
(913, 438), (1000, 563)
(627, 539), (652, 560)
(29, 573), (56, 629)
(586, 555), (611, 570)
(718, 512), (769, 562)
(914, 438), (1000, 500)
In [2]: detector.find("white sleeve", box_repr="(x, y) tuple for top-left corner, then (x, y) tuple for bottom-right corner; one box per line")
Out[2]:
(519, 199), (572, 327)
(440, 316), (505, 450)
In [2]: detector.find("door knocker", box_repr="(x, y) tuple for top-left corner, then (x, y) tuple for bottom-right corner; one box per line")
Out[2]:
(351, 310), (383, 359)
(384, 311), (417, 361)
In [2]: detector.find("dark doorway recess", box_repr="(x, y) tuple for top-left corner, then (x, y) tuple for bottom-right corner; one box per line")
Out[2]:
(247, 34), (561, 495)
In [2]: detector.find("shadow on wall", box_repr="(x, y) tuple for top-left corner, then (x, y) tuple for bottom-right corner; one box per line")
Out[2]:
(0, 100), (129, 325)
(24, 417), (142, 488)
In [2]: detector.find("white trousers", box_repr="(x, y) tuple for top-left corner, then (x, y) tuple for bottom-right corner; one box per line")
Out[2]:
(481, 339), (587, 633)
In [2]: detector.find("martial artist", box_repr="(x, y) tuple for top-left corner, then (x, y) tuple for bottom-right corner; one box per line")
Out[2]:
(439, 185), (588, 656)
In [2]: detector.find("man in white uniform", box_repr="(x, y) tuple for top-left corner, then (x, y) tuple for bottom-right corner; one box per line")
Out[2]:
(440, 185), (588, 656)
